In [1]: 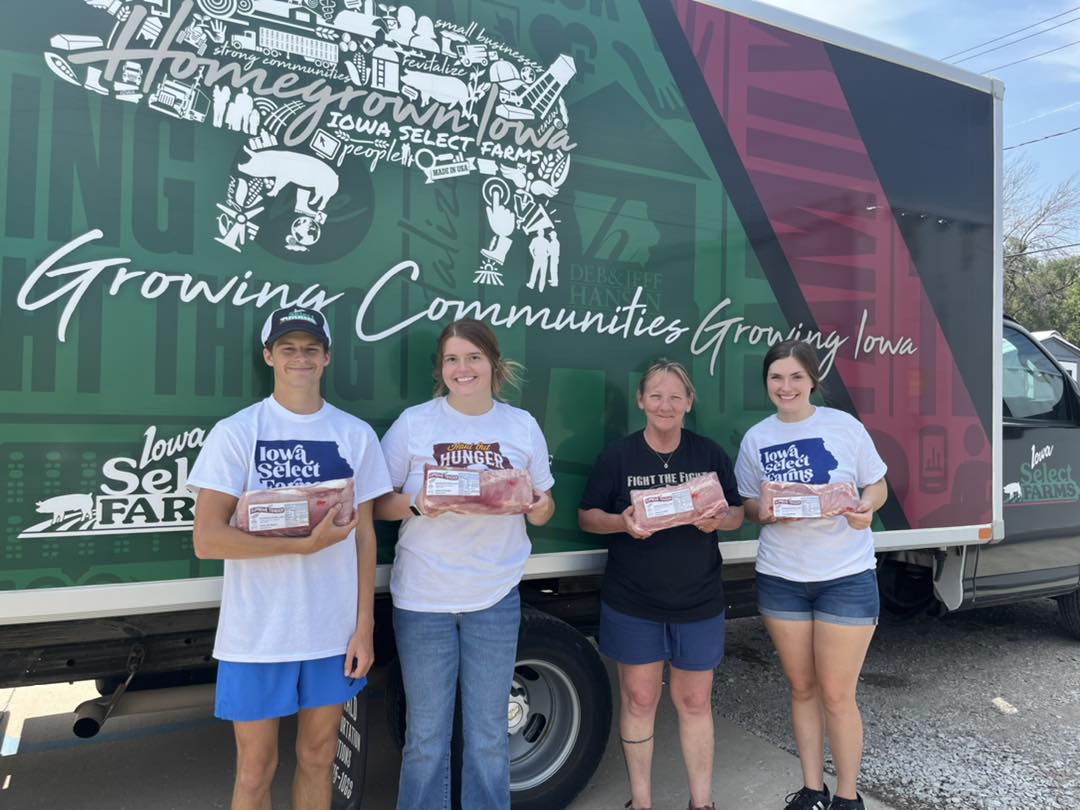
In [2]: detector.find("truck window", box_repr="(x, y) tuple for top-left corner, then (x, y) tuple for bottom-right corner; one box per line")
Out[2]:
(1002, 326), (1070, 421)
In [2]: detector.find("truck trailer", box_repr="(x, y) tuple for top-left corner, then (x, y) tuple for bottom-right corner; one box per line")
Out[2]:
(2, 0), (1080, 808)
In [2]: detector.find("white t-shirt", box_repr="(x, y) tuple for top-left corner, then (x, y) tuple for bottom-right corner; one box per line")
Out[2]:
(381, 397), (555, 613)
(735, 407), (887, 582)
(188, 396), (392, 662)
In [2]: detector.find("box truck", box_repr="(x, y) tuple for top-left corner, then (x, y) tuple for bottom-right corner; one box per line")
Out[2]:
(3, 0), (1079, 807)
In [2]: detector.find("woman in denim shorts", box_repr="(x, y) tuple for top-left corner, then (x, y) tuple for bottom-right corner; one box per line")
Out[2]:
(735, 341), (888, 810)
(579, 360), (744, 810)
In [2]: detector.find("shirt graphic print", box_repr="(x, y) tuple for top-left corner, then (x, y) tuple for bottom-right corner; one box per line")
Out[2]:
(432, 441), (511, 469)
(760, 438), (838, 484)
(254, 440), (353, 487)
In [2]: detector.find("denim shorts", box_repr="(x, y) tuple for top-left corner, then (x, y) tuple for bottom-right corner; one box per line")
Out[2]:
(599, 602), (726, 671)
(756, 569), (879, 626)
(215, 653), (365, 722)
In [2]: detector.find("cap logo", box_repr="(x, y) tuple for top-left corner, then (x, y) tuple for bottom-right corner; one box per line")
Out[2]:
(280, 309), (318, 326)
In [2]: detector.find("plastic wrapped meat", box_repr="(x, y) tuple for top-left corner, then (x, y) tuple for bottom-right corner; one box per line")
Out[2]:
(629, 472), (729, 533)
(417, 466), (535, 516)
(235, 478), (356, 537)
(760, 480), (859, 519)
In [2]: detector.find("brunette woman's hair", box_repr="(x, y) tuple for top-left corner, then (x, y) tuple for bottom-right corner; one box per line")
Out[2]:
(761, 340), (823, 392)
(637, 359), (696, 401)
(432, 318), (523, 399)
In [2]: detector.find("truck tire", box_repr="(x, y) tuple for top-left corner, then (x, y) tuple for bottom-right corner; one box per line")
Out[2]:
(510, 607), (611, 810)
(1058, 589), (1080, 640)
(383, 607), (611, 810)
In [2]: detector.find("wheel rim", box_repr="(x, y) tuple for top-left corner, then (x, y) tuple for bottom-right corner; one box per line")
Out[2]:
(508, 657), (581, 792)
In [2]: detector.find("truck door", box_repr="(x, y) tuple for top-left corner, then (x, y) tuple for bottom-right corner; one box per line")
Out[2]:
(972, 323), (1080, 602)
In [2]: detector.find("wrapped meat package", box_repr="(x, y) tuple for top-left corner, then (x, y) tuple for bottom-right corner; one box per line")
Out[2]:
(760, 480), (859, 519)
(629, 472), (729, 534)
(235, 478), (356, 537)
(417, 466), (534, 516)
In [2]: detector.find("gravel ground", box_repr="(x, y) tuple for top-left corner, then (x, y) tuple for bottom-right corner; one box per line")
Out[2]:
(715, 598), (1080, 809)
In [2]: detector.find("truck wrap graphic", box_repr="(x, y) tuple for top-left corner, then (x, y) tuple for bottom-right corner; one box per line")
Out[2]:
(0, 0), (995, 594)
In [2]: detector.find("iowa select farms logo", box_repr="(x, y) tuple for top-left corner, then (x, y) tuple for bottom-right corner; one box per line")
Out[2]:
(19, 427), (204, 538)
(45, 0), (575, 283)
(1003, 443), (1079, 506)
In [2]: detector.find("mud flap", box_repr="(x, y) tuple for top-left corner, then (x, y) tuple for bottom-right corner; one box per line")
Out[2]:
(331, 689), (368, 809)
(933, 545), (967, 611)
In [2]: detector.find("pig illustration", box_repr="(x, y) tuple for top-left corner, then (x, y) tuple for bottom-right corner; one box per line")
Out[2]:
(1003, 482), (1022, 501)
(36, 493), (94, 524)
(236, 148), (340, 213)
(402, 69), (469, 112)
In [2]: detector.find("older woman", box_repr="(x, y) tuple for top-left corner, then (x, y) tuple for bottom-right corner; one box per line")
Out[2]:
(735, 340), (888, 810)
(578, 360), (743, 810)
(374, 318), (555, 810)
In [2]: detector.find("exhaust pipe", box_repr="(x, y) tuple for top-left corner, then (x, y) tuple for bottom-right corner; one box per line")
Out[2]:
(73, 683), (216, 738)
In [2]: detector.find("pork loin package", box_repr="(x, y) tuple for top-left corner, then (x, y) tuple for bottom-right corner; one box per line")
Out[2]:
(235, 478), (356, 537)
(629, 472), (729, 534)
(760, 480), (859, 519)
(417, 465), (535, 516)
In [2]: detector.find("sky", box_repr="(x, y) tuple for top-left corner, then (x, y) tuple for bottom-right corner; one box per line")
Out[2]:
(759, 0), (1080, 197)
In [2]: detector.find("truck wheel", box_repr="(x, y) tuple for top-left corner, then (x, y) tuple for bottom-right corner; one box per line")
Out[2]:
(383, 608), (612, 810)
(510, 607), (611, 810)
(1058, 589), (1080, 640)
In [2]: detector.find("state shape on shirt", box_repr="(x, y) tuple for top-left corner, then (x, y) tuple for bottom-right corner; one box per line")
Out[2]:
(253, 439), (353, 487)
(759, 438), (838, 484)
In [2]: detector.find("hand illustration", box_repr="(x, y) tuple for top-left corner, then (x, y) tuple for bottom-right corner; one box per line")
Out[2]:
(207, 19), (226, 44)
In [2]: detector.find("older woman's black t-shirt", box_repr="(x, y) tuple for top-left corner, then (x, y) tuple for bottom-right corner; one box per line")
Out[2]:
(579, 430), (742, 623)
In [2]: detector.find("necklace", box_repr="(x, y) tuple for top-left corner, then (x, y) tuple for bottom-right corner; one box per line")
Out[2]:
(647, 441), (680, 469)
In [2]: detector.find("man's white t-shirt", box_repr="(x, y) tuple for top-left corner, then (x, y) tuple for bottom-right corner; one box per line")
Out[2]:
(381, 397), (555, 613)
(735, 407), (887, 582)
(188, 396), (392, 663)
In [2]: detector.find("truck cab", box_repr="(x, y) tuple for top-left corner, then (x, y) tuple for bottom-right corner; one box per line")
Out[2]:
(972, 318), (1080, 618)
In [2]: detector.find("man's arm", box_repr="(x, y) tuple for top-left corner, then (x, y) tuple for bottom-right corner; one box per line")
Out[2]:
(192, 488), (358, 560)
(346, 499), (377, 678)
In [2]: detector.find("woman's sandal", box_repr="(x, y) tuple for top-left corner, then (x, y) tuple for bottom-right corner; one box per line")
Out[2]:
(688, 802), (716, 810)
(624, 801), (651, 810)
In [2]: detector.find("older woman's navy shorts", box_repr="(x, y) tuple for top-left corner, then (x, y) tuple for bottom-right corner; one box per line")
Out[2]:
(756, 569), (879, 626)
(598, 602), (725, 671)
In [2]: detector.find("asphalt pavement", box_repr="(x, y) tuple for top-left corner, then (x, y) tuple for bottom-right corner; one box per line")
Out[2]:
(0, 658), (896, 810)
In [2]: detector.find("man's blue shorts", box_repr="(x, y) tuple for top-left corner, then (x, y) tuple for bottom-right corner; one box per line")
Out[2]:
(598, 602), (726, 672)
(215, 654), (365, 722)
(756, 568), (879, 626)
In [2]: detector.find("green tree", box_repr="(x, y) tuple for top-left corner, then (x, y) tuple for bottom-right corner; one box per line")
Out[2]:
(1003, 155), (1080, 331)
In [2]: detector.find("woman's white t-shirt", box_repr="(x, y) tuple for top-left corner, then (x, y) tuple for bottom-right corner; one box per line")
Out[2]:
(188, 396), (392, 662)
(381, 397), (555, 613)
(735, 407), (887, 582)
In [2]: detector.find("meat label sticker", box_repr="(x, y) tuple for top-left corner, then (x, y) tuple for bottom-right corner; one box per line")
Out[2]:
(426, 470), (481, 498)
(773, 496), (822, 519)
(642, 488), (694, 519)
(247, 500), (310, 532)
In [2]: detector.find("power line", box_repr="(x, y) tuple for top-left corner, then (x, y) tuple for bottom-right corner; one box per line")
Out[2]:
(1006, 242), (1080, 258)
(953, 14), (1080, 65)
(983, 36), (1080, 72)
(943, 5), (1080, 59)
(1005, 124), (1080, 150)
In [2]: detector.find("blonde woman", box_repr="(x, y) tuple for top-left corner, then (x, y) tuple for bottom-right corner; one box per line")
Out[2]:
(578, 360), (743, 810)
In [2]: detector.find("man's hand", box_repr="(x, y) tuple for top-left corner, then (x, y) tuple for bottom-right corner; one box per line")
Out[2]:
(621, 505), (653, 540)
(344, 625), (374, 679)
(301, 505), (358, 554)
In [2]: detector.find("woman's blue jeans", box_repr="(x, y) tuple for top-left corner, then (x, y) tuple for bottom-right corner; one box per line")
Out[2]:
(393, 587), (521, 810)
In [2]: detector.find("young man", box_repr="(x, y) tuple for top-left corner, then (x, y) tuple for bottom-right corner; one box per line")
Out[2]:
(189, 306), (391, 810)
